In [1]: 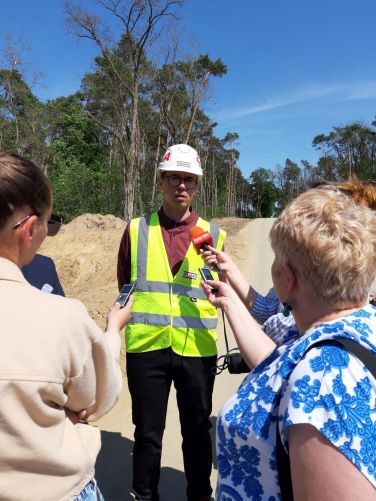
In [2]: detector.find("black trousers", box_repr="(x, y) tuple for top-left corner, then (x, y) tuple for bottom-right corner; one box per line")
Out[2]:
(126, 348), (217, 501)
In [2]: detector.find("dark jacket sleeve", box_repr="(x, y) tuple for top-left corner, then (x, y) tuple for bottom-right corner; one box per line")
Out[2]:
(22, 254), (65, 296)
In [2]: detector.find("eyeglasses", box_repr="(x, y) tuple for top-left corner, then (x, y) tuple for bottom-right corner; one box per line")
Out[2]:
(47, 214), (63, 237)
(12, 213), (38, 229)
(163, 175), (198, 189)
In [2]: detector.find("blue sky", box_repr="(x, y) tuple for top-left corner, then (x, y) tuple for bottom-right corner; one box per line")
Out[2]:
(1, 0), (376, 177)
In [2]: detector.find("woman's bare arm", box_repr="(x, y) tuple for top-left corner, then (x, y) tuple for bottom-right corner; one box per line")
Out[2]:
(289, 424), (375, 501)
(201, 280), (276, 368)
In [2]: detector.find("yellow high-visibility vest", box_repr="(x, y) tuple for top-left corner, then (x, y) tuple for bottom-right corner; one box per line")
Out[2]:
(125, 212), (226, 356)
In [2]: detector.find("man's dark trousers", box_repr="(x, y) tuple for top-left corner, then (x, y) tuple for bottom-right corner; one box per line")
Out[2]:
(126, 347), (217, 501)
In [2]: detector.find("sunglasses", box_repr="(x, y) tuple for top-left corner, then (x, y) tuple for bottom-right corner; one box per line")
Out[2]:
(47, 214), (63, 237)
(12, 212), (63, 237)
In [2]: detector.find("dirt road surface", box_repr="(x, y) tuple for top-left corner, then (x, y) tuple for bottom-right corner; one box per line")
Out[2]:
(40, 215), (275, 500)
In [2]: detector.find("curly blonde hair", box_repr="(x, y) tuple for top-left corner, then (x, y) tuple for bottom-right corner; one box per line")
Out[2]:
(270, 187), (376, 308)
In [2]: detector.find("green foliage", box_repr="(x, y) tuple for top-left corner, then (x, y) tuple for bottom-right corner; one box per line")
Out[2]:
(0, 69), (48, 165)
(153, 54), (226, 146)
(48, 98), (124, 221)
(249, 168), (278, 217)
(312, 122), (376, 181)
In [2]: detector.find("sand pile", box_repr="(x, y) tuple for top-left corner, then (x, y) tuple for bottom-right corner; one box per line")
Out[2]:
(40, 213), (126, 327)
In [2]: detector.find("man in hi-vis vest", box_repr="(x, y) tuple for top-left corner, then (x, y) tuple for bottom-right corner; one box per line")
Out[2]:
(117, 144), (226, 501)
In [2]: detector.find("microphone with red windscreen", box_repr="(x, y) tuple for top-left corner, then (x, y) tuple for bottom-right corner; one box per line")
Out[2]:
(189, 226), (222, 272)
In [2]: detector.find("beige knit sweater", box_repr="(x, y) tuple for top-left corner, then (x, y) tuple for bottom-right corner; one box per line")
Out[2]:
(0, 258), (122, 500)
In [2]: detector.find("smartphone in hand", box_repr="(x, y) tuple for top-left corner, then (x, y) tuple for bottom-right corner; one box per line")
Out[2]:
(199, 267), (218, 291)
(114, 283), (135, 307)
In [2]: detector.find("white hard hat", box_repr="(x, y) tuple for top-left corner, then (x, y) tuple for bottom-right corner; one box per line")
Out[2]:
(158, 144), (203, 177)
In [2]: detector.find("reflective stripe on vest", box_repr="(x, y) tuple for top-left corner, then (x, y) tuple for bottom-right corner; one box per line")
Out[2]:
(131, 312), (219, 329)
(125, 212), (226, 356)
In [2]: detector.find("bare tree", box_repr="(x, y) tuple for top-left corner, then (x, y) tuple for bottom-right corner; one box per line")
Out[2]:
(65, 0), (184, 220)
(180, 55), (226, 144)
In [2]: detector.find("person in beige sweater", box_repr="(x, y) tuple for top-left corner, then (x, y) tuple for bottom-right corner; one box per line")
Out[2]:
(0, 152), (132, 501)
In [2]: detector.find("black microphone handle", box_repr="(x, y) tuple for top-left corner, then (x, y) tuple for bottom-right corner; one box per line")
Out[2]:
(212, 261), (222, 273)
(201, 243), (222, 273)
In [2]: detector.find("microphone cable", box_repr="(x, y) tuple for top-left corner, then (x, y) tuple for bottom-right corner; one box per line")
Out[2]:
(212, 310), (229, 375)
(212, 310), (250, 376)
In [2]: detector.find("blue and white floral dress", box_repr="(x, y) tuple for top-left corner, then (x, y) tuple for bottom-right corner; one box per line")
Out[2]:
(216, 304), (376, 500)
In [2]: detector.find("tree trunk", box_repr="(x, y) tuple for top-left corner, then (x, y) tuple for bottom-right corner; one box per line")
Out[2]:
(124, 82), (139, 221)
(151, 131), (161, 205)
(347, 141), (352, 178)
(184, 71), (210, 144)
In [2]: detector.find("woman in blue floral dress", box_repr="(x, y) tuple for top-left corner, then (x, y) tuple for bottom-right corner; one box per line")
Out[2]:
(202, 186), (376, 500)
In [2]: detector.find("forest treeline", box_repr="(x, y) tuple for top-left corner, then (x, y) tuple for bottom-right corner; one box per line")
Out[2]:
(1, 0), (375, 222)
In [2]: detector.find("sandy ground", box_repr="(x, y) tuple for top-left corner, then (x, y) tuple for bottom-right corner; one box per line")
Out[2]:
(40, 215), (275, 501)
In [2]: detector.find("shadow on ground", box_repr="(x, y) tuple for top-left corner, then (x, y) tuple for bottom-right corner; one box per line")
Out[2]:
(95, 431), (133, 500)
(96, 430), (188, 500)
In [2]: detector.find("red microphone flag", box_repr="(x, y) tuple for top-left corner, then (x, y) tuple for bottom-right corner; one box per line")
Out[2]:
(189, 226), (213, 253)
(189, 226), (222, 272)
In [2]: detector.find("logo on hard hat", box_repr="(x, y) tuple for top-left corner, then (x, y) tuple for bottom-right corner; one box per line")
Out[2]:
(163, 151), (171, 161)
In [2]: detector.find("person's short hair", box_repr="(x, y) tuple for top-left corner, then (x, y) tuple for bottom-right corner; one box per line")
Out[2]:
(0, 152), (52, 230)
(310, 177), (376, 210)
(270, 187), (376, 308)
(334, 177), (376, 210)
